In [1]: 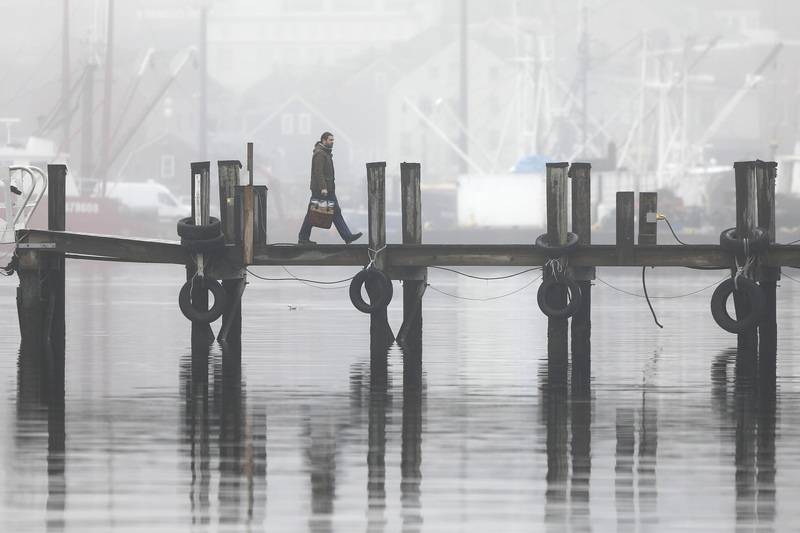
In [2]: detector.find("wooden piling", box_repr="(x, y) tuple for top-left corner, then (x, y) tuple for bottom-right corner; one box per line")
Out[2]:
(366, 162), (392, 384)
(545, 162), (569, 380)
(17, 164), (67, 403)
(189, 161), (215, 348)
(243, 143), (255, 266)
(569, 162), (593, 388)
(217, 159), (246, 346)
(638, 192), (658, 246)
(756, 161), (778, 374)
(397, 163), (426, 347)
(616, 192), (635, 264)
(733, 161), (759, 354)
(218, 160), (242, 245)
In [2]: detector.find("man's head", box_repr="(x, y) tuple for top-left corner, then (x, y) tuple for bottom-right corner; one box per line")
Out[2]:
(320, 132), (334, 148)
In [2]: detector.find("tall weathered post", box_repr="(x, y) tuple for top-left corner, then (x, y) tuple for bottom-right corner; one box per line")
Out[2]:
(616, 192), (635, 265)
(638, 192), (658, 246)
(216, 159), (246, 346)
(545, 162), (569, 382)
(569, 163), (593, 386)
(755, 160), (778, 374)
(397, 162), (425, 388)
(733, 161), (759, 357)
(17, 164), (67, 404)
(366, 162), (393, 386)
(189, 161), (215, 348)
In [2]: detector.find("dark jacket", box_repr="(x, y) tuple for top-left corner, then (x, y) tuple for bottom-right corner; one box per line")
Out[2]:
(309, 141), (335, 192)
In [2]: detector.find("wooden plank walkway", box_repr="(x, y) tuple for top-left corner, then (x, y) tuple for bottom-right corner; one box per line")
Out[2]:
(20, 229), (800, 268)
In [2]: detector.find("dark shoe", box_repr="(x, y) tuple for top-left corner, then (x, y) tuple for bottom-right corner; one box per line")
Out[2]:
(345, 232), (362, 244)
(298, 239), (316, 245)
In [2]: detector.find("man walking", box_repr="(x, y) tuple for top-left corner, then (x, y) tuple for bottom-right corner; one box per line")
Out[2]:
(298, 132), (362, 245)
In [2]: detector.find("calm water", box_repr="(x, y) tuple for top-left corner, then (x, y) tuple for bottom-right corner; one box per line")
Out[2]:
(2, 259), (800, 532)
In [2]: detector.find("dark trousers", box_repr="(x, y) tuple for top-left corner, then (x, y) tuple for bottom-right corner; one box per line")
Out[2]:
(298, 190), (354, 241)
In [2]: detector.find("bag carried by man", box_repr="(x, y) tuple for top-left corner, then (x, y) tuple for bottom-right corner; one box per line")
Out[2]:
(307, 198), (334, 229)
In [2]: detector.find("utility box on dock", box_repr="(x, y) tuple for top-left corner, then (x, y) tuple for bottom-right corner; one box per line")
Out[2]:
(233, 185), (267, 244)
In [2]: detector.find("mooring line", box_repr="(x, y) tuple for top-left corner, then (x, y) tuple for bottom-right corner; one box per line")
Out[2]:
(244, 265), (352, 290)
(595, 274), (728, 299)
(429, 265), (542, 280)
(427, 274), (542, 302)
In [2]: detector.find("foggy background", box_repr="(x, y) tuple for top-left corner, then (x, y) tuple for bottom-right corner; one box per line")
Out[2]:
(1, 0), (799, 234)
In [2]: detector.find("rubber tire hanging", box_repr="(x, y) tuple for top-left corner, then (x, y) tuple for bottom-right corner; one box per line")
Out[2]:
(349, 268), (393, 313)
(177, 216), (222, 240)
(180, 233), (226, 253)
(534, 232), (580, 259)
(709, 277), (765, 334)
(537, 273), (582, 319)
(719, 227), (769, 255)
(178, 276), (227, 323)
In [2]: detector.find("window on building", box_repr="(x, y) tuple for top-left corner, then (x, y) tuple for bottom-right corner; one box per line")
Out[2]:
(161, 154), (175, 179)
(375, 72), (388, 93)
(298, 113), (311, 135)
(281, 113), (294, 135)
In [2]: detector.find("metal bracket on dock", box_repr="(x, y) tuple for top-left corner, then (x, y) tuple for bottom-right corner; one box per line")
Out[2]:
(18, 243), (56, 249)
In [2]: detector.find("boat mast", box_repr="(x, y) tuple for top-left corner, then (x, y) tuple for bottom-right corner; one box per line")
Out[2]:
(61, 0), (71, 154)
(99, 0), (114, 196)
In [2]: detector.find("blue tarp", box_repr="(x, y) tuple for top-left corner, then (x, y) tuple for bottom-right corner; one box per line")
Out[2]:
(511, 154), (554, 173)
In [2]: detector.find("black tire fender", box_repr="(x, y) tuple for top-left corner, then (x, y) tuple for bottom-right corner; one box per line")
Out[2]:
(535, 232), (580, 259)
(537, 273), (582, 319)
(710, 277), (765, 334)
(178, 276), (227, 323)
(181, 233), (226, 253)
(177, 216), (222, 240)
(349, 268), (393, 313)
(719, 227), (769, 255)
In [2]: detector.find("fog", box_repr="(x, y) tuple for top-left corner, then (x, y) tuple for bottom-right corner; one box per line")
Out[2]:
(1, 0), (798, 235)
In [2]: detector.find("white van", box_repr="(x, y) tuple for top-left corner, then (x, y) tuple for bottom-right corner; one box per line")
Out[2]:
(104, 181), (191, 223)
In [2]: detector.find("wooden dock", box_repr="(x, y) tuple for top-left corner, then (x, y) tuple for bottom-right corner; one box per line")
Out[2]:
(12, 156), (789, 393)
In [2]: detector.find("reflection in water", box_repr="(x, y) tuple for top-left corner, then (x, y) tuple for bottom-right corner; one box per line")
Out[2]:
(401, 340), (423, 532)
(5, 265), (798, 530)
(711, 344), (777, 532)
(180, 343), (267, 528)
(17, 340), (67, 533)
(540, 346), (592, 532)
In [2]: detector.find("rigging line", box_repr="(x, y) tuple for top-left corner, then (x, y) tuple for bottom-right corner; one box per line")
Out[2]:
(427, 275), (541, 302)
(781, 272), (800, 284)
(596, 274), (728, 299)
(244, 265), (353, 288)
(429, 265), (542, 280)
(642, 266), (664, 329)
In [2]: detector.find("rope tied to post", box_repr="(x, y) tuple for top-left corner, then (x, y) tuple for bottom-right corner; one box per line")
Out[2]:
(733, 254), (757, 290)
(544, 257), (566, 277)
(365, 244), (387, 270)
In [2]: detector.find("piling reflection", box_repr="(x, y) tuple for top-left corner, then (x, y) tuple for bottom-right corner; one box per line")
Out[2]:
(540, 340), (592, 532)
(17, 339), (67, 532)
(179, 343), (266, 528)
(711, 343), (777, 531)
(401, 338), (423, 532)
